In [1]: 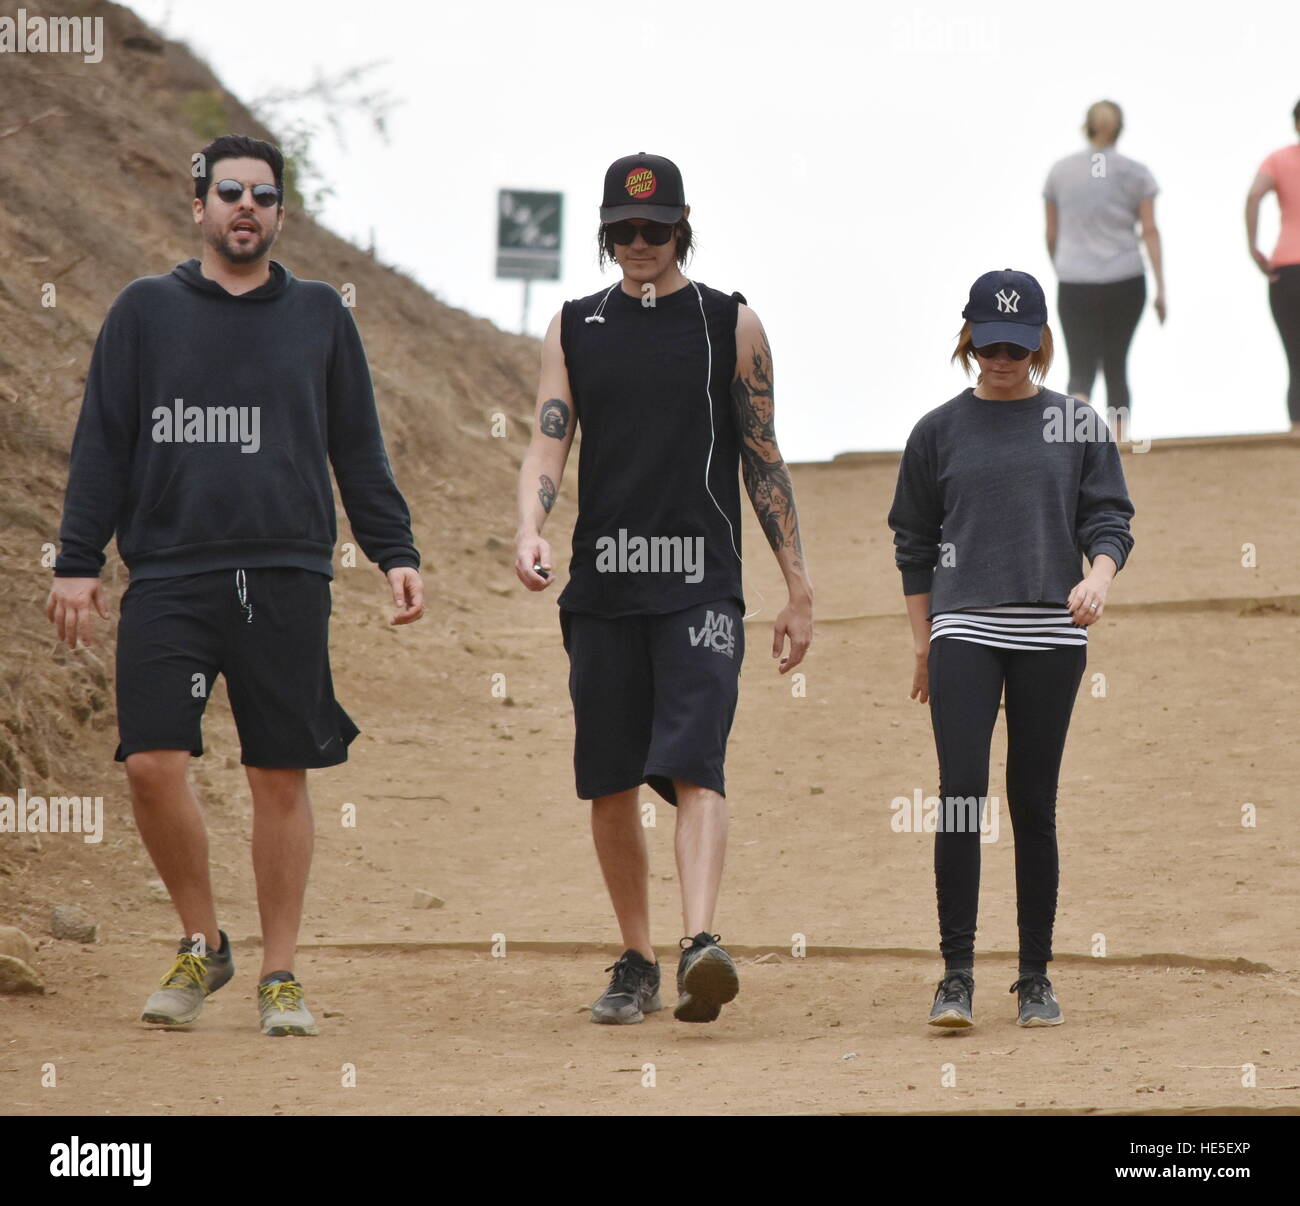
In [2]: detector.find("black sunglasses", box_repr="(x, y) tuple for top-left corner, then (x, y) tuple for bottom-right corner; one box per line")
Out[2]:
(214, 178), (281, 208)
(604, 220), (675, 246)
(973, 342), (1032, 361)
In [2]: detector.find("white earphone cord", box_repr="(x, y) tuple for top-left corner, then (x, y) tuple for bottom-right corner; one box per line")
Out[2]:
(690, 281), (761, 621)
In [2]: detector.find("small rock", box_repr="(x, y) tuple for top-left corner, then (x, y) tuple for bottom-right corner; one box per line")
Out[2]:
(323, 1009), (345, 1018)
(0, 953), (44, 994)
(146, 880), (170, 902)
(841, 1052), (858, 1060)
(0, 925), (36, 965)
(752, 952), (780, 964)
(411, 890), (445, 910)
(809, 786), (824, 796)
(50, 905), (96, 943)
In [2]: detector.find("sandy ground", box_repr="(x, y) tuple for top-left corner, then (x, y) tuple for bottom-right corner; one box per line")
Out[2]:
(3, 437), (1299, 1116)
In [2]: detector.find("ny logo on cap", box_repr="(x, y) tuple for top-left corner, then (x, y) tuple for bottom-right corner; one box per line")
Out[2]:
(995, 289), (1021, 313)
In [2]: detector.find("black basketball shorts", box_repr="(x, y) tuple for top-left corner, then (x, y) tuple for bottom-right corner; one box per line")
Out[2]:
(114, 567), (359, 769)
(559, 597), (745, 805)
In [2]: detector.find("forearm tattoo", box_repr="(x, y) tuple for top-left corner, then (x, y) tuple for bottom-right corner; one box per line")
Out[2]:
(730, 331), (804, 569)
(539, 398), (570, 440)
(538, 474), (556, 514)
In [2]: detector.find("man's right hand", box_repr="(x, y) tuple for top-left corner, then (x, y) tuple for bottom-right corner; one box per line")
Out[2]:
(514, 534), (554, 591)
(45, 578), (110, 649)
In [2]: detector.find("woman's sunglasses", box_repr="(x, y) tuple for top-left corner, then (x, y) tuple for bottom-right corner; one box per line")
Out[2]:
(973, 342), (1032, 361)
(604, 220), (675, 246)
(214, 179), (282, 208)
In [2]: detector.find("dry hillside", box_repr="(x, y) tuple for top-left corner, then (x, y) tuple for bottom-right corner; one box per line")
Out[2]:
(0, 0), (542, 910)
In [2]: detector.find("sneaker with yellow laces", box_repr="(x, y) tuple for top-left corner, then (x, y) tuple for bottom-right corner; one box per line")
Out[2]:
(258, 971), (319, 1036)
(141, 930), (234, 1026)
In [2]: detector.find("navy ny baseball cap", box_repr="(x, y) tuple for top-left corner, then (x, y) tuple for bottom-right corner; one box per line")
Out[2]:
(962, 268), (1048, 350)
(600, 152), (686, 223)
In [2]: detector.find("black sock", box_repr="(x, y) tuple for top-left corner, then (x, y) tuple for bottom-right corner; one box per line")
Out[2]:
(1018, 960), (1048, 977)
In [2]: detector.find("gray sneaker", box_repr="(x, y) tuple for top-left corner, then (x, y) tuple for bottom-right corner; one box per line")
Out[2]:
(928, 970), (975, 1028)
(591, 950), (662, 1024)
(141, 931), (233, 1026)
(258, 971), (319, 1036)
(1010, 974), (1064, 1027)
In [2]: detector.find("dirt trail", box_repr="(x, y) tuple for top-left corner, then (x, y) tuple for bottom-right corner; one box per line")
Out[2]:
(4, 439), (1298, 1116)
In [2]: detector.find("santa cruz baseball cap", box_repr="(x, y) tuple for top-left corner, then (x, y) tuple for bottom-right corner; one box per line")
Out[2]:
(600, 152), (686, 223)
(962, 268), (1048, 350)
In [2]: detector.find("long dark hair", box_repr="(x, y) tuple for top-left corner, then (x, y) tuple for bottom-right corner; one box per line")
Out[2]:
(596, 218), (694, 270)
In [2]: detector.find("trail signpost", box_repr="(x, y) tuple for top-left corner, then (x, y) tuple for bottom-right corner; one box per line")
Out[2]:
(496, 189), (562, 334)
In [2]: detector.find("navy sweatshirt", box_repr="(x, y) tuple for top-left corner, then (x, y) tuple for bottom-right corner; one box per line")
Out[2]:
(55, 259), (419, 580)
(887, 386), (1135, 617)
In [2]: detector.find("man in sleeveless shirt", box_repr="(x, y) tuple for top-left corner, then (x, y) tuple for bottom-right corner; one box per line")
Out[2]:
(514, 153), (813, 1024)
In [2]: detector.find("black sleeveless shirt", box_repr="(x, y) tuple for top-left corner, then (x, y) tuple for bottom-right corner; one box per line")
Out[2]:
(556, 279), (746, 618)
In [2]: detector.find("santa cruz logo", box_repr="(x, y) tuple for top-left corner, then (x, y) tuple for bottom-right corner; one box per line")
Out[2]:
(688, 609), (736, 659)
(995, 288), (1020, 313)
(624, 168), (657, 199)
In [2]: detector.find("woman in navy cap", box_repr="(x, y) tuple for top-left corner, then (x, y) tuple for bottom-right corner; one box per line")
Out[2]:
(888, 269), (1136, 1029)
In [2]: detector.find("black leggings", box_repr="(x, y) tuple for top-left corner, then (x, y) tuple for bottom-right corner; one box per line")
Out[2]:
(1268, 264), (1300, 424)
(1056, 275), (1146, 417)
(927, 637), (1087, 971)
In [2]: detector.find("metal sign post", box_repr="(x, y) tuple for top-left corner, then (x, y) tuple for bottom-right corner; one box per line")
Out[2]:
(496, 189), (562, 334)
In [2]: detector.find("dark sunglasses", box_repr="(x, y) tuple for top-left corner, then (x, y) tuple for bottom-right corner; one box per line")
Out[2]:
(973, 342), (1032, 361)
(604, 220), (675, 246)
(214, 178), (281, 207)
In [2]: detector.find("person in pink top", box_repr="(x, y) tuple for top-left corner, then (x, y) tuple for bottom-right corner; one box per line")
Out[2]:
(1247, 98), (1300, 431)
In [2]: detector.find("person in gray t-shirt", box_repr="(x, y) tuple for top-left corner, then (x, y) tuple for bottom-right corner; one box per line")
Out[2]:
(1044, 100), (1166, 439)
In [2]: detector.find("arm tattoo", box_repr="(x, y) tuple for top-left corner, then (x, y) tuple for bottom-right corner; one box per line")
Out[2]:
(539, 398), (570, 440)
(730, 331), (804, 568)
(538, 474), (556, 514)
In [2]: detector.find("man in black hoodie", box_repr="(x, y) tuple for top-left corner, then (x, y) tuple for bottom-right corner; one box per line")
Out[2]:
(45, 134), (424, 1036)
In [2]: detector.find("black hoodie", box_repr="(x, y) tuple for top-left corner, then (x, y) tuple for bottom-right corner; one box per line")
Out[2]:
(55, 259), (420, 580)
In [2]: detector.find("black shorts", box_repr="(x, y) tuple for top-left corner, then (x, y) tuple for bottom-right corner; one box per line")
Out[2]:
(115, 567), (358, 769)
(559, 598), (745, 805)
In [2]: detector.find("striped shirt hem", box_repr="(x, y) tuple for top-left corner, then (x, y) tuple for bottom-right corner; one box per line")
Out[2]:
(929, 604), (1087, 651)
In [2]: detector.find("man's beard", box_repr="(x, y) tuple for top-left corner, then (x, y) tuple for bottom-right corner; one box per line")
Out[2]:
(206, 221), (278, 265)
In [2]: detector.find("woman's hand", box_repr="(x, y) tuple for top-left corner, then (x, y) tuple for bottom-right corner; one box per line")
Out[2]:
(1067, 573), (1111, 626)
(1252, 248), (1280, 282)
(910, 649), (929, 703)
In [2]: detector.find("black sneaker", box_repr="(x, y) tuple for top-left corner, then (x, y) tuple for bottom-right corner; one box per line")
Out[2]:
(591, 950), (661, 1024)
(928, 969), (975, 1028)
(673, 932), (740, 1023)
(1010, 974), (1063, 1027)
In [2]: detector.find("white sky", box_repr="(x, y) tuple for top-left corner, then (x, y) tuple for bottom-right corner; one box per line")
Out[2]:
(128, 0), (1300, 461)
